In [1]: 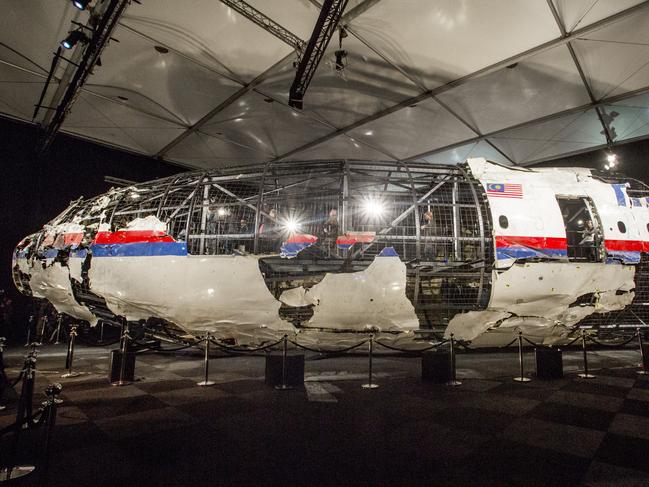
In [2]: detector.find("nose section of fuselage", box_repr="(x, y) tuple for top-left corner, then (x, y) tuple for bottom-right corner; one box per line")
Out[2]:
(12, 234), (38, 296)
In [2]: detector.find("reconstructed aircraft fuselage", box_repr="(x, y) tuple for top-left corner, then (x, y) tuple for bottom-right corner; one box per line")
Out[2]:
(12, 158), (649, 346)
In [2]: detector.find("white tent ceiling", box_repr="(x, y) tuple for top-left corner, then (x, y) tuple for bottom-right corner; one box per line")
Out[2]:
(2, 0), (649, 169)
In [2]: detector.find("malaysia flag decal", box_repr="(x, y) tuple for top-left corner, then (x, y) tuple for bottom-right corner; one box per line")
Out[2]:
(486, 183), (523, 199)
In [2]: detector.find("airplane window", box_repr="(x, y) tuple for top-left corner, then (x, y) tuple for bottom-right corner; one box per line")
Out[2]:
(498, 215), (508, 229)
(618, 221), (627, 233)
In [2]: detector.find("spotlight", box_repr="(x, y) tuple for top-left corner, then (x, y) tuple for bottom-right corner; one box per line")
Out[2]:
(362, 197), (385, 218)
(217, 207), (227, 217)
(283, 218), (300, 234)
(72, 0), (91, 10)
(129, 192), (140, 200)
(606, 152), (618, 166)
(61, 30), (89, 49)
(604, 164), (610, 170)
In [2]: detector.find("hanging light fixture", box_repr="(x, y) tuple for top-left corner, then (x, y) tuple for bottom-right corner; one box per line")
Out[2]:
(72, 0), (91, 10)
(61, 30), (89, 49)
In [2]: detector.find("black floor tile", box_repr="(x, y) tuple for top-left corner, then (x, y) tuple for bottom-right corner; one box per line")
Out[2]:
(561, 380), (629, 398)
(620, 398), (649, 418)
(595, 433), (649, 472)
(74, 394), (169, 420)
(134, 379), (196, 393)
(462, 438), (591, 487)
(429, 406), (518, 435)
(529, 401), (615, 431)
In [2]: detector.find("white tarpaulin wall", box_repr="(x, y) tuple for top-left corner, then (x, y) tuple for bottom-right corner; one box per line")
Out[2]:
(2, 0), (649, 167)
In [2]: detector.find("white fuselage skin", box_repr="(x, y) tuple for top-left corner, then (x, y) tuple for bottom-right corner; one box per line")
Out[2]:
(13, 159), (647, 347)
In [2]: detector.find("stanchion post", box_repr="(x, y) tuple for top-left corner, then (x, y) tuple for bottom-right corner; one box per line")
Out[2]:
(446, 333), (462, 386)
(24, 315), (33, 347)
(99, 321), (104, 344)
(197, 332), (215, 387)
(513, 330), (531, 383)
(362, 333), (379, 390)
(275, 334), (294, 390)
(37, 383), (62, 486)
(113, 319), (132, 386)
(0, 352), (38, 483)
(637, 327), (648, 376)
(61, 324), (80, 378)
(54, 315), (62, 345)
(578, 329), (596, 379)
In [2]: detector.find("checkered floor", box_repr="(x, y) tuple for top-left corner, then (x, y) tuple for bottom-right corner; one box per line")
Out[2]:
(1, 345), (649, 486)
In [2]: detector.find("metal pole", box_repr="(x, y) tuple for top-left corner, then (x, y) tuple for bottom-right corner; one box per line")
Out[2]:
(578, 329), (596, 379)
(54, 315), (62, 345)
(638, 327), (648, 375)
(513, 331), (531, 383)
(38, 383), (62, 486)
(99, 321), (104, 343)
(113, 319), (131, 386)
(275, 334), (294, 390)
(61, 325), (80, 378)
(24, 315), (33, 347)
(362, 334), (379, 389)
(446, 333), (462, 386)
(0, 354), (37, 482)
(197, 333), (215, 387)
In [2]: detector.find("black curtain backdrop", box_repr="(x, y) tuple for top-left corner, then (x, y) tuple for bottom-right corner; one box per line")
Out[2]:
(0, 116), (185, 334)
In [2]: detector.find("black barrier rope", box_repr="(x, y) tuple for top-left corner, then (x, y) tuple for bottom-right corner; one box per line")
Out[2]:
(584, 331), (639, 348)
(288, 338), (369, 354)
(373, 339), (448, 353)
(209, 336), (285, 353)
(521, 336), (543, 348)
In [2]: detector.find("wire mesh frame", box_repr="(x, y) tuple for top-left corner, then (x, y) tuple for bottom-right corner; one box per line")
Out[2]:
(30, 161), (494, 327)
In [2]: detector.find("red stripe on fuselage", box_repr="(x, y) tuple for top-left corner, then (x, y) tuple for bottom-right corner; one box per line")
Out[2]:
(94, 231), (175, 244)
(495, 236), (567, 249)
(496, 235), (648, 253)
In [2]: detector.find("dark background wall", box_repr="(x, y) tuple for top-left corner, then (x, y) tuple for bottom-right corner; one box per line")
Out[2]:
(0, 116), (185, 334)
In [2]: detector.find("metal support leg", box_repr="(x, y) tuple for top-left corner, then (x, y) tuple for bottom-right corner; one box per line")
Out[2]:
(578, 329), (596, 379)
(513, 331), (531, 383)
(638, 327), (648, 376)
(275, 335), (294, 391)
(446, 333), (462, 386)
(37, 383), (62, 486)
(112, 320), (131, 386)
(197, 333), (215, 387)
(53, 315), (62, 345)
(24, 315), (33, 347)
(362, 334), (379, 390)
(99, 321), (104, 344)
(61, 325), (80, 378)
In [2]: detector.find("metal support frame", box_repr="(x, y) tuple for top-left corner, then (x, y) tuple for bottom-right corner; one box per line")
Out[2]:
(37, 0), (131, 154)
(276, 1), (649, 163)
(288, 0), (350, 109)
(545, 0), (617, 147)
(219, 0), (305, 53)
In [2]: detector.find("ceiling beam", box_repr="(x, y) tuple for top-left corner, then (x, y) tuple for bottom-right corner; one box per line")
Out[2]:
(218, 0), (306, 53)
(403, 83), (649, 163)
(545, 0), (617, 147)
(38, 0), (131, 154)
(275, 0), (649, 161)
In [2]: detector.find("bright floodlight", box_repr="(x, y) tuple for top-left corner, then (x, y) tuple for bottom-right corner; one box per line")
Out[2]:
(607, 153), (617, 165)
(283, 218), (300, 233)
(363, 197), (385, 218)
(61, 30), (88, 49)
(72, 0), (90, 10)
(217, 207), (227, 217)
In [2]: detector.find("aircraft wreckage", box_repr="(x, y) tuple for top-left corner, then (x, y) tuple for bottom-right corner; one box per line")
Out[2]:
(12, 158), (649, 347)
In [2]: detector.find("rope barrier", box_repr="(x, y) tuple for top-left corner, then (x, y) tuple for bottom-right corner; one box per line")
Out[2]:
(209, 336), (285, 353)
(373, 339), (448, 353)
(584, 331), (639, 348)
(521, 336), (543, 348)
(288, 338), (369, 354)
